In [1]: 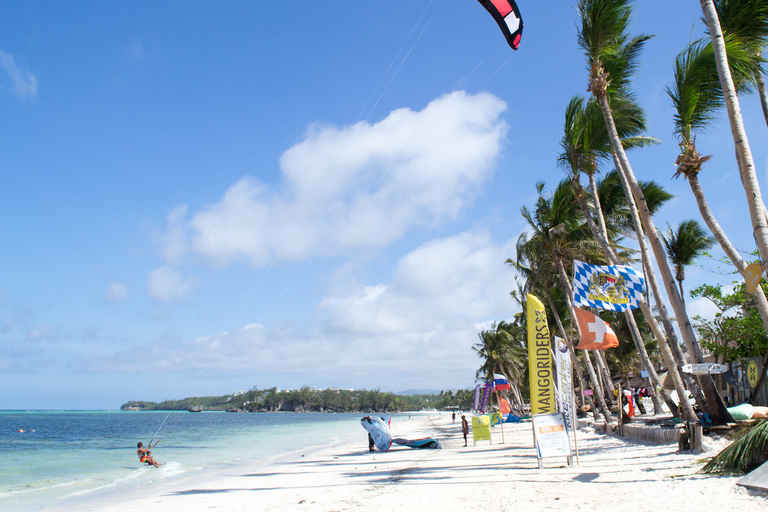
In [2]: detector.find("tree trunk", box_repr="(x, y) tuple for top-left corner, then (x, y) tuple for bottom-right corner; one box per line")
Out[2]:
(595, 349), (616, 404)
(569, 174), (681, 416)
(588, 172), (610, 241)
(700, 0), (768, 281)
(755, 71), (768, 132)
(555, 259), (614, 423)
(594, 90), (725, 423)
(548, 293), (593, 413)
(688, 174), (768, 332)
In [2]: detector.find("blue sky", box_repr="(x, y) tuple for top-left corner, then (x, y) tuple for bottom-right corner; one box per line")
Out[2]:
(1, 1), (765, 409)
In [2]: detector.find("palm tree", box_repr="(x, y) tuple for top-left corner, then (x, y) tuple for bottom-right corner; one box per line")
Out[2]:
(712, 0), (768, 129)
(700, 0), (768, 274)
(578, 0), (726, 424)
(666, 36), (768, 362)
(514, 180), (615, 422)
(473, 321), (528, 409)
(661, 220), (716, 306)
(557, 96), (685, 417)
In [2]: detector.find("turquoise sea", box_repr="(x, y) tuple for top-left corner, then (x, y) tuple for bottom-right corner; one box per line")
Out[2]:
(0, 410), (369, 512)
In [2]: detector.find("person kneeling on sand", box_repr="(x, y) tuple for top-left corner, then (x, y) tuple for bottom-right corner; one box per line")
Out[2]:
(137, 442), (162, 467)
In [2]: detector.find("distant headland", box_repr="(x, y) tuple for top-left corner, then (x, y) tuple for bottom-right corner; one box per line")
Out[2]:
(121, 386), (474, 413)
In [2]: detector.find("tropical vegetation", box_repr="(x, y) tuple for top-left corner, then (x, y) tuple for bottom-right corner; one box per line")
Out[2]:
(471, 1), (768, 450)
(120, 387), (475, 413)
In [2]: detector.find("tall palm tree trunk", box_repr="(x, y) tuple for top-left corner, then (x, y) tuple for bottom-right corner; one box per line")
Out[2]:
(555, 259), (614, 423)
(596, 349), (616, 403)
(700, 0), (768, 273)
(596, 91), (730, 423)
(588, 172), (610, 241)
(571, 175), (681, 416)
(547, 293), (592, 412)
(688, 174), (768, 333)
(755, 72), (768, 131)
(608, 156), (689, 370)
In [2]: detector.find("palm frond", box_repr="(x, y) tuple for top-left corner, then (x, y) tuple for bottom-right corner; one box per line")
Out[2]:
(699, 419), (768, 474)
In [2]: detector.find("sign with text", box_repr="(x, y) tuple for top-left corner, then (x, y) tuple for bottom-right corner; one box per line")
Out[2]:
(532, 412), (572, 460)
(472, 415), (492, 444)
(680, 363), (728, 375)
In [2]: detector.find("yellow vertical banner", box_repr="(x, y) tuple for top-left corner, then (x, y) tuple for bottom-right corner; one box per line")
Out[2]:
(472, 415), (492, 444)
(527, 294), (555, 415)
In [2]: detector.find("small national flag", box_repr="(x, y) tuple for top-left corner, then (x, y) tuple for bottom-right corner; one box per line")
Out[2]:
(572, 260), (645, 312)
(493, 373), (511, 391)
(574, 307), (619, 350)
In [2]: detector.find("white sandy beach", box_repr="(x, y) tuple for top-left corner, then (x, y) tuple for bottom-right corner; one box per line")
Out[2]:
(93, 414), (764, 512)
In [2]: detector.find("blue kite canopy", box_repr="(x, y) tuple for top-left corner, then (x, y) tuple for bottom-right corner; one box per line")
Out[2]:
(477, 0), (524, 50)
(392, 438), (441, 449)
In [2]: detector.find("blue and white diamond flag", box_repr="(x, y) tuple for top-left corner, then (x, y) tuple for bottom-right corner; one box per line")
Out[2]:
(572, 260), (645, 312)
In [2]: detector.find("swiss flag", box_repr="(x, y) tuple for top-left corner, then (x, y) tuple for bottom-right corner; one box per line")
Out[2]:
(574, 307), (619, 350)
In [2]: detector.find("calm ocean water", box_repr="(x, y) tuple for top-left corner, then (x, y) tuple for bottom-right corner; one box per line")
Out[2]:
(0, 410), (370, 511)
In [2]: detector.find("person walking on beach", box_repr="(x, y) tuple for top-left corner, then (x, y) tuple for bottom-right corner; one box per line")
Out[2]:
(461, 415), (469, 447)
(137, 442), (162, 467)
(452, 411), (456, 423)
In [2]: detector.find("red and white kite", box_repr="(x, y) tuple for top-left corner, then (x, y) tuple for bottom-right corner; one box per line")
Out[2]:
(574, 307), (619, 350)
(477, 0), (524, 50)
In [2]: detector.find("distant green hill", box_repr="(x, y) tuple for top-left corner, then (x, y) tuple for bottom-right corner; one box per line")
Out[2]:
(120, 386), (474, 412)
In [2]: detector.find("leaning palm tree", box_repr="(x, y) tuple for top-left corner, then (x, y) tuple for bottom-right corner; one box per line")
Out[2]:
(661, 220), (716, 307)
(666, 36), (768, 356)
(579, 0), (728, 424)
(558, 97), (683, 416)
(514, 180), (615, 422)
(700, 0), (768, 272)
(712, 0), (768, 129)
(473, 321), (527, 410)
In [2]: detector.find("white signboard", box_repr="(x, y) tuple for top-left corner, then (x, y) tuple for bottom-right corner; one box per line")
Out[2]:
(680, 363), (728, 375)
(554, 338), (575, 437)
(532, 412), (572, 465)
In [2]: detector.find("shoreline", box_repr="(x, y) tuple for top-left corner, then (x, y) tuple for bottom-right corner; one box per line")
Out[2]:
(82, 413), (765, 512)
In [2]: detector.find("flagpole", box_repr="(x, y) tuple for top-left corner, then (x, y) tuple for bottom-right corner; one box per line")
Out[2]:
(496, 390), (506, 444)
(571, 358), (580, 465)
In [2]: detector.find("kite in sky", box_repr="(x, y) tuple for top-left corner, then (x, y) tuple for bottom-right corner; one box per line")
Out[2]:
(477, 0), (524, 50)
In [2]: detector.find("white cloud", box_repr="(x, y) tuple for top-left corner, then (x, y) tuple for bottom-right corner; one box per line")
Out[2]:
(25, 324), (55, 343)
(104, 282), (129, 302)
(125, 42), (144, 61)
(0, 49), (37, 98)
(157, 205), (189, 265)
(160, 91), (508, 267)
(115, 231), (517, 389)
(147, 265), (195, 302)
(319, 231), (518, 335)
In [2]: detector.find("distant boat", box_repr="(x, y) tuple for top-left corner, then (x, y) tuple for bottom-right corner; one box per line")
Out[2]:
(188, 405), (202, 412)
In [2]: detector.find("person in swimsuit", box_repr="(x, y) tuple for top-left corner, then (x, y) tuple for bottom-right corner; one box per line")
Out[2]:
(137, 442), (161, 467)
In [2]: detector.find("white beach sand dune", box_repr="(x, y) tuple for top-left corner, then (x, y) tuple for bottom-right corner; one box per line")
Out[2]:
(97, 414), (765, 511)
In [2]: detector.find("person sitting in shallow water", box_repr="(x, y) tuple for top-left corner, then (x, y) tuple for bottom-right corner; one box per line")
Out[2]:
(137, 442), (162, 467)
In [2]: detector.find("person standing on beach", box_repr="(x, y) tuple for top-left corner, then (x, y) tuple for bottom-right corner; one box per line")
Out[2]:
(461, 415), (469, 447)
(452, 411), (456, 423)
(137, 442), (161, 467)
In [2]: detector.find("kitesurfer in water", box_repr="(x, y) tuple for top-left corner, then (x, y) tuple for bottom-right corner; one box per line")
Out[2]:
(137, 442), (162, 467)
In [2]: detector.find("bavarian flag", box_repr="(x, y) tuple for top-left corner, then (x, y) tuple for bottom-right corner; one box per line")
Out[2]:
(572, 260), (645, 312)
